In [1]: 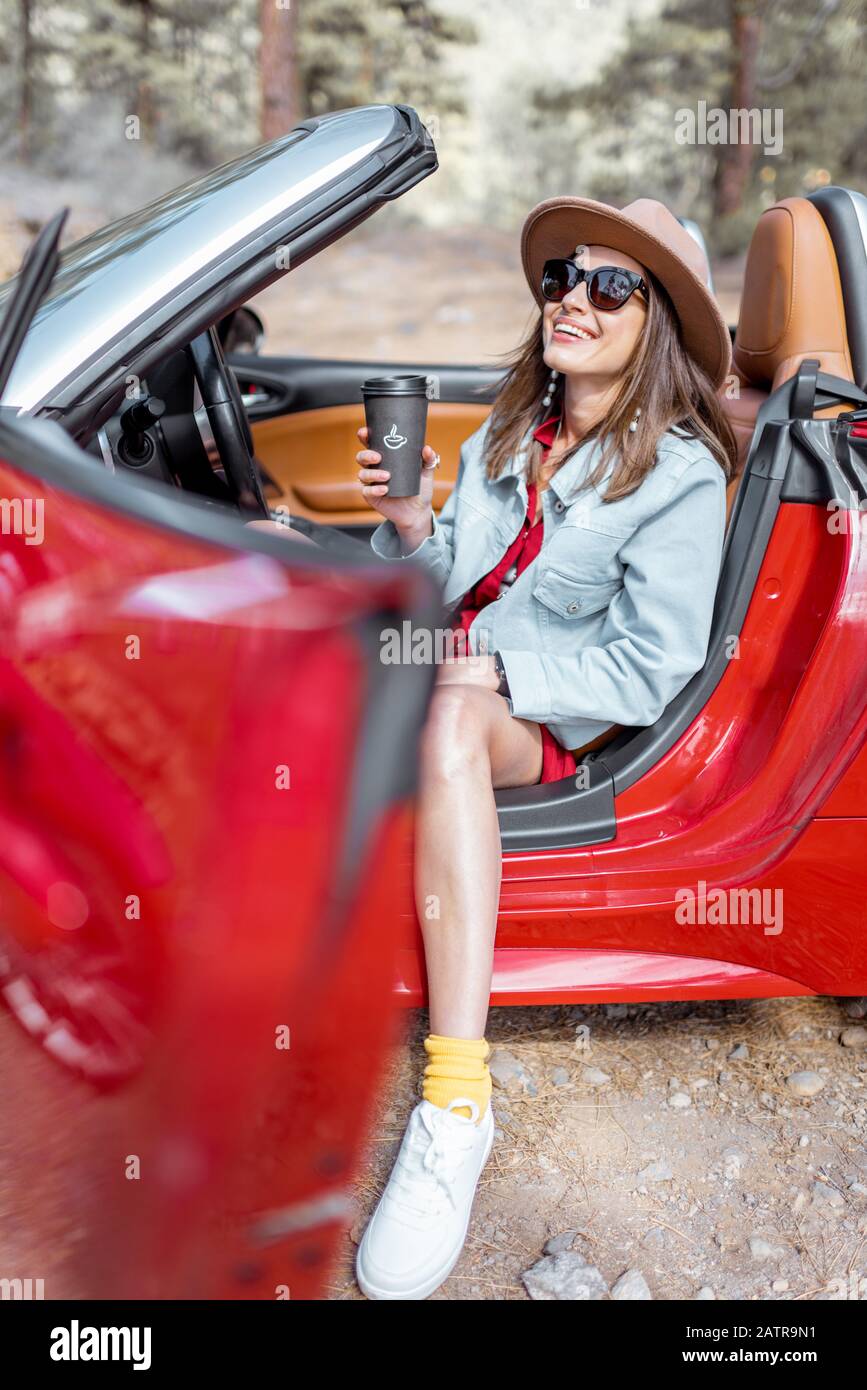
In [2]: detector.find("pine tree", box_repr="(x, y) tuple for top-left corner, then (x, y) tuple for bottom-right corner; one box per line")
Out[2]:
(67, 0), (260, 163)
(551, 0), (867, 253)
(295, 0), (475, 123)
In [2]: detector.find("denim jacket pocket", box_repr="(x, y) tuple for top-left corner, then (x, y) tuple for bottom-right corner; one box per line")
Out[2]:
(532, 566), (621, 620)
(543, 514), (629, 584)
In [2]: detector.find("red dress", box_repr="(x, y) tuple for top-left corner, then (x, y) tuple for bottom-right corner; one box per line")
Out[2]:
(453, 414), (579, 785)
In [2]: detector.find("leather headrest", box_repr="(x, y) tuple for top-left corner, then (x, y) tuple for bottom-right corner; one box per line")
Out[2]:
(733, 197), (853, 391)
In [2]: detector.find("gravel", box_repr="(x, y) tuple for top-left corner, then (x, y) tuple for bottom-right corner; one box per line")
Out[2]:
(339, 995), (867, 1300)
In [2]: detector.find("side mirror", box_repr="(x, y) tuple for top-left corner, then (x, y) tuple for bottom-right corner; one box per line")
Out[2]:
(222, 306), (265, 355)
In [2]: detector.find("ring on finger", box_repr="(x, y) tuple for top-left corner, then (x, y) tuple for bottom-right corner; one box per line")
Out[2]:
(423, 452), (441, 470)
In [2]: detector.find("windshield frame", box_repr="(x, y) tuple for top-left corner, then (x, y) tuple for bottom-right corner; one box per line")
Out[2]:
(0, 104), (436, 439)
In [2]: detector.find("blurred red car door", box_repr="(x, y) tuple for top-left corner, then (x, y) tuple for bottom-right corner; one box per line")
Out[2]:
(0, 412), (437, 1298)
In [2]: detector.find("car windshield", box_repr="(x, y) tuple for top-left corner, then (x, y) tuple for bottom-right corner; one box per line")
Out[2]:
(0, 105), (395, 413)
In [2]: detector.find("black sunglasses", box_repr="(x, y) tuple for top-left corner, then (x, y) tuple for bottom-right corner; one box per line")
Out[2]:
(541, 258), (648, 311)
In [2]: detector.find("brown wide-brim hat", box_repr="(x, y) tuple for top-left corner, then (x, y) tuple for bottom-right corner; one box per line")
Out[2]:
(521, 196), (732, 389)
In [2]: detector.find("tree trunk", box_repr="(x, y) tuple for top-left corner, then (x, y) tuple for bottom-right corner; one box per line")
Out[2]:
(137, 0), (156, 146)
(19, 0), (33, 161)
(260, 0), (300, 141)
(713, 1), (763, 219)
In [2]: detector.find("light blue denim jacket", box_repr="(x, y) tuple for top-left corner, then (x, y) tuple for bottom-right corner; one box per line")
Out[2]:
(370, 416), (727, 751)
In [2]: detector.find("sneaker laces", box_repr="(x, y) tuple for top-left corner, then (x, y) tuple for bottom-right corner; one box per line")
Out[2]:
(390, 1098), (481, 1217)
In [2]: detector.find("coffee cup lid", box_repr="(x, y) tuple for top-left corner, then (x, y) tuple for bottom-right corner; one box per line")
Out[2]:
(361, 373), (428, 396)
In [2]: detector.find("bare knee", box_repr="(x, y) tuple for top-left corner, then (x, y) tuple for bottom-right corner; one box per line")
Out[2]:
(419, 685), (497, 785)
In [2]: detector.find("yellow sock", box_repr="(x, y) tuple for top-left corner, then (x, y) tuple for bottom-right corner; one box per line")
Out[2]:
(422, 1034), (491, 1122)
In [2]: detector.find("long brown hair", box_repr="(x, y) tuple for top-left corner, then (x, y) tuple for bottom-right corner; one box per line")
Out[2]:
(483, 272), (738, 500)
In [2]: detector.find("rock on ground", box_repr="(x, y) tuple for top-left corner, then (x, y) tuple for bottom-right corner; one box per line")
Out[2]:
(523, 1251), (609, 1301)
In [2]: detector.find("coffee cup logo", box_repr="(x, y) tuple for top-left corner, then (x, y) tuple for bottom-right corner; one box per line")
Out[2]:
(383, 423), (407, 450)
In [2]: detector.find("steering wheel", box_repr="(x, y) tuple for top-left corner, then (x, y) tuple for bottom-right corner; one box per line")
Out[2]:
(187, 327), (270, 519)
(185, 325), (372, 558)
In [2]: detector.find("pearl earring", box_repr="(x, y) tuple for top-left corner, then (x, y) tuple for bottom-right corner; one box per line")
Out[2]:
(542, 369), (559, 411)
(629, 405), (642, 433)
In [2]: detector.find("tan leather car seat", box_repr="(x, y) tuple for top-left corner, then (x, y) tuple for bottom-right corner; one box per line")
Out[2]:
(720, 196), (855, 521)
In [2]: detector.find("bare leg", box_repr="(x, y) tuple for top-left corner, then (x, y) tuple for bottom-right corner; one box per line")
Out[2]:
(414, 683), (544, 1038)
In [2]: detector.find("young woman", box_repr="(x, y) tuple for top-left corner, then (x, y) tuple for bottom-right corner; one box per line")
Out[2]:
(353, 197), (737, 1300)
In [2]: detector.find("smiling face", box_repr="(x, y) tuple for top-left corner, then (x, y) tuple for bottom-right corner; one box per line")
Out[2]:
(542, 243), (649, 390)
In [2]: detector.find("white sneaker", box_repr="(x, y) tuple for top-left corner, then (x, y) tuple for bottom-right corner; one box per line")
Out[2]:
(355, 1096), (494, 1300)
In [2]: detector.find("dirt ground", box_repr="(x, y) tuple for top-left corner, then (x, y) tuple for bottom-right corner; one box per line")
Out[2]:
(333, 997), (867, 1301)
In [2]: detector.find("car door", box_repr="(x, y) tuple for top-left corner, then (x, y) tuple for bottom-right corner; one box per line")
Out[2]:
(0, 401), (439, 1299)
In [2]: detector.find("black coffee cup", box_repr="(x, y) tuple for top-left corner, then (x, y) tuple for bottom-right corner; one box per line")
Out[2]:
(361, 374), (429, 497)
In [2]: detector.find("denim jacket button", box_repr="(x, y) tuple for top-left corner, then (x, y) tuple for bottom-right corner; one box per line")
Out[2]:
(553, 499), (565, 513)
(567, 599), (580, 613)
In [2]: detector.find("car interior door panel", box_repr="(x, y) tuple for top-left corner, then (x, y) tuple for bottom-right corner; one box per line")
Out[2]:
(229, 354), (501, 527)
(251, 401), (490, 523)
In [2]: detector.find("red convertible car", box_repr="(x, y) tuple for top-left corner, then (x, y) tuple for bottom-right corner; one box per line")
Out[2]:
(0, 103), (866, 1299)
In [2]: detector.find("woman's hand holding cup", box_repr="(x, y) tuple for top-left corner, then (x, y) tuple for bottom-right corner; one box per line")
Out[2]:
(356, 424), (438, 552)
